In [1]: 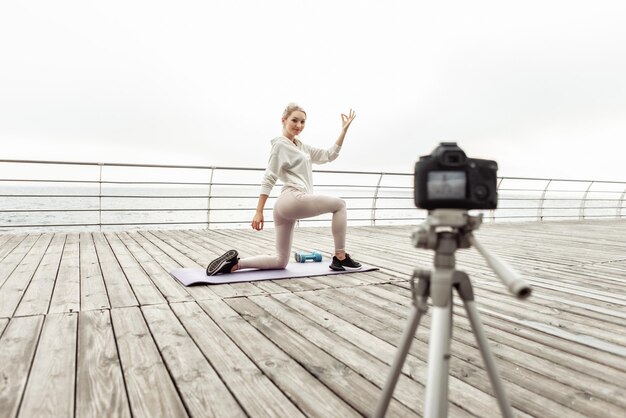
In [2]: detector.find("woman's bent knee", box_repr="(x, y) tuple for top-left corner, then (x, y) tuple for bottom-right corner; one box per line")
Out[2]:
(274, 252), (291, 269)
(333, 198), (346, 213)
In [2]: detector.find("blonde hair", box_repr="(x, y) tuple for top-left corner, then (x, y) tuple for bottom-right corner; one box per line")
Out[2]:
(282, 102), (306, 120)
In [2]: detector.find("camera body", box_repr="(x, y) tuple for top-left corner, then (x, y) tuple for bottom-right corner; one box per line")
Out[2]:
(414, 142), (498, 210)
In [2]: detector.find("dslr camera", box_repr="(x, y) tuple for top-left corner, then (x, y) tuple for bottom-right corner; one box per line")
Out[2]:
(414, 142), (498, 210)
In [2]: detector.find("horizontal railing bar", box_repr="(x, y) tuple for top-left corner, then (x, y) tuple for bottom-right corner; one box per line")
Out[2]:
(0, 180), (412, 190)
(0, 159), (260, 171)
(4, 184), (622, 193)
(0, 221), (208, 229)
(0, 159), (410, 176)
(499, 198), (625, 201)
(4, 181), (622, 191)
(0, 194), (575, 200)
(497, 206), (623, 209)
(0, 179), (98, 185)
(498, 190), (626, 198)
(0, 224), (103, 229)
(2, 159), (624, 183)
(0, 209), (210, 213)
(4, 213), (622, 230)
(7, 215), (618, 230)
(500, 189), (626, 193)
(499, 176), (626, 184)
(0, 194), (417, 200)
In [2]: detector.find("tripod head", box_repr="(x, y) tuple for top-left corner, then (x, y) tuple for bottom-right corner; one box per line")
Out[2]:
(413, 209), (531, 299)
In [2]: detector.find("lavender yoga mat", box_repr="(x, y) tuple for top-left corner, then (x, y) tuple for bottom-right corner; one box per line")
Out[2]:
(170, 262), (378, 286)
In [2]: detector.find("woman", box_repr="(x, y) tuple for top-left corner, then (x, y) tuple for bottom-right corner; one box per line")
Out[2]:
(207, 103), (361, 275)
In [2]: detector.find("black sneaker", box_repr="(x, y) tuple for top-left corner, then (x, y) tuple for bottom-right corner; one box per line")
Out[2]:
(206, 250), (239, 276)
(329, 254), (362, 271)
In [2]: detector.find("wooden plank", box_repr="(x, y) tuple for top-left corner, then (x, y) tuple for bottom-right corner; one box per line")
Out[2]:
(299, 287), (623, 417)
(267, 276), (331, 292)
(92, 233), (138, 308)
(476, 304), (626, 357)
(226, 296), (419, 418)
(417, 278), (626, 347)
(14, 234), (66, 317)
(141, 304), (246, 417)
(150, 230), (262, 299)
(19, 313), (77, 418)
(197, 298), (362, 418)
(373, 283), (626, 372)
(0, 234), (27, 264)
(116, 231), (193, 303)
(516, 274), (626, 306)
(472, 287), (626, 337)
(251, 294), (473, 418)
(0, 315), (44, 418)
(136, 230), (200, 268)
(171, 301), (306, 418)
(127, 231), (219, 301)
(185, 228), (263, 260)
(172, 229), (279, 295)
(76, 309), (131, 418)
(79, 232), (110, 311)
(158, 229), (224, 266)
(338, 285), (626, 388)
(283, 289), (577, 418)
(0, 234), (53, 317)
(49, 233), (80, 314)
(0, 233), (13, 252)
(0, 234), (39, 288)
(104, 232), (166, 305)
(110, 306), (187, 418)
(462, 275), (626, 325)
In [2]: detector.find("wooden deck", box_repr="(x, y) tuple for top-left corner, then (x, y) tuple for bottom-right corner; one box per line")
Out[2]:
(0, 220), (625, 418)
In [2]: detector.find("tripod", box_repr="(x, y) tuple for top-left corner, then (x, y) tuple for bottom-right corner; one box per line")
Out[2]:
(374, 209), (531, 418)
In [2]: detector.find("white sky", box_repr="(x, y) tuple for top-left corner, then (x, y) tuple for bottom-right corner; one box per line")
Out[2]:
(1, 0), (625, 181)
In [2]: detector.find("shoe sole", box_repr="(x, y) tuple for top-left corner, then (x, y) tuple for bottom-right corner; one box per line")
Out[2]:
(342, 265), (362, 270)
(207, 250), (238, 276)
(329, 264), (362, 271)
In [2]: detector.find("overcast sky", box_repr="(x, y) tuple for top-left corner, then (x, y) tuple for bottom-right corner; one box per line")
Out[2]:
(1, 0), (625, 181)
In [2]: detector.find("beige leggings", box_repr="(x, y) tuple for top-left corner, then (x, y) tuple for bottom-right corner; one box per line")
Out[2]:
(238, 187), (347, 269)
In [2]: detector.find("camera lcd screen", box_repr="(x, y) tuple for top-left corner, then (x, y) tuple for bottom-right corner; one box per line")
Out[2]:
(427, 171), (466, 200)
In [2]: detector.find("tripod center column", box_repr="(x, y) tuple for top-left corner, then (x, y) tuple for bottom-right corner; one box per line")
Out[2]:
(430, 231), (457, 307)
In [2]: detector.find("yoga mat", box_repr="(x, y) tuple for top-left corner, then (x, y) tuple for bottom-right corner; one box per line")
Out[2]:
(170, 262), (379, 286)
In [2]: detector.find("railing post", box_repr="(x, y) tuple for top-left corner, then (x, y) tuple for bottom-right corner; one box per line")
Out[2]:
(580, 181), (594, 220)
(207, 167), (215, 229)
(618, 187), (626, 218)
(98, 163), (104, 231)
(371, 173), (384, 226)
(492, 177), (504, 223)
(538, 179), (552, 222)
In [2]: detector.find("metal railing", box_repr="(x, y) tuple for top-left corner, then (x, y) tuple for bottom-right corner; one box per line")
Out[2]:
(1, 159), (625, 232)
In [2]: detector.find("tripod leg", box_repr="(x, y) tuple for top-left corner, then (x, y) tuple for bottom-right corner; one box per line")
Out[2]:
(374, 302), (426, 418)
(424, 303), (452, 418)
(463, 300), (514, 418)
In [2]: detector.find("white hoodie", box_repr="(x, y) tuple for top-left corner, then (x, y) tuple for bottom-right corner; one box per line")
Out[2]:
(260, 136), (341, 195)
